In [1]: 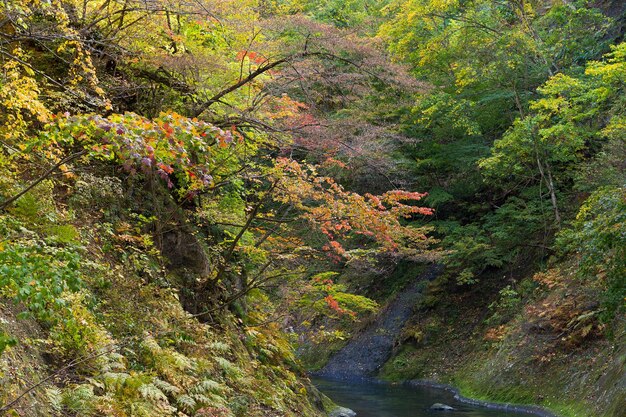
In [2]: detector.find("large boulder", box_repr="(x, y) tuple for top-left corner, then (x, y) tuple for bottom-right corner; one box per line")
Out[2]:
(329, 406), (357, 417)
(430, 403), (455, 411)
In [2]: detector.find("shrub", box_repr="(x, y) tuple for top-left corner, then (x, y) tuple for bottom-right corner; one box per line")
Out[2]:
(557, 186), (626, 321)
(0, 240), (82, 323)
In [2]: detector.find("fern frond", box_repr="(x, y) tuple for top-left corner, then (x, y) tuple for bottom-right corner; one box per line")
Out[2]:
(214, 357), (243, 378)
(153, 378), (181, 395)
(45, 387), (63, 412)
(209, 341), (230, 353)
(176, 394), (197, 412)
(190, 393), (212, 404)
(138, 383), (168, 401)
(62, 384), (97, 416)
(190, 379), (223, 394)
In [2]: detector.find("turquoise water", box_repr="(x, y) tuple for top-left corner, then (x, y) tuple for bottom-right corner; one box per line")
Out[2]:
(313, 378), (535, 417)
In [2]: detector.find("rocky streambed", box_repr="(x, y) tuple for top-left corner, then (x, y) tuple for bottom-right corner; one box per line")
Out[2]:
(314, 265), (441, 379)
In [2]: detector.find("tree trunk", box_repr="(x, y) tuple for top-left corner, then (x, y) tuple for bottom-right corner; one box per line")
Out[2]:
(535, 154), (561, 226)
(544, 159), (561, 226)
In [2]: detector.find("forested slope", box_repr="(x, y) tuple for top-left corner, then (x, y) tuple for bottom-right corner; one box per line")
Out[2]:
(292, 1), (625, 417)
(0, 1), (624, 417)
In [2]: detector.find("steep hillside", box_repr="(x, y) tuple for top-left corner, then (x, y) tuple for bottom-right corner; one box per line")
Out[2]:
(0, 178), (326, 416)
(380, 263), (625, 417)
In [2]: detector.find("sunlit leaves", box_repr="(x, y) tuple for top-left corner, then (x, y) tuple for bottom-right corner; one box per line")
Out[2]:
(40, 111), (246, 198)
(1, 0), (109, 110)
(296, 272), (378, 319)
(481, 42), (626, 186)
(0, 49), (51, 142)
(270, 157), (433, 259)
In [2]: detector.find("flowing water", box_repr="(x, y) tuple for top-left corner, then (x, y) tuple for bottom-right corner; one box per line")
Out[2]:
(313, 377), (539, 417)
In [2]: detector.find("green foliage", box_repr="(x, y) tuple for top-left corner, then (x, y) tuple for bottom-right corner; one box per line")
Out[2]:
(384, 2), (620, 250)
(557, 187), (626, 321)
(48, 291), (114, 368)
(486, 285), (522, 326)
(49, 384), (98, 416)
(1, 1), (624, 416)
(381, 0), (611, 97)
(6, 180), (56, 224)
(296, 272), (379, 320)
(44, 224), (80, 244)
(576, 134), (626, 192)
(411, 92), (482, 140)
(382, 3), (619, 291)
(69, 173), (124, 210)
(215, 357), (244, 379)
(0, 331), (17, 356)
(293, 0), (389, 28)
(535, 2), (613, 69)
(431, 41), (626, 285)
(481, 41), (626, 190)
(0, 239), (82, 323)
(439, 190), (548, 285)
(482, 193), (547, 254)
(441, 223), (502, 285)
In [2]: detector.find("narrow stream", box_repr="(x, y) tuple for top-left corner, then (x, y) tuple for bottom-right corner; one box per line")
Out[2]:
(313, 377), (538, 417)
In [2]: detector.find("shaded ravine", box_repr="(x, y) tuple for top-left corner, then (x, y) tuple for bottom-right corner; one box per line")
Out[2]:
(311, 264), (559, 417)
(314, 264), (441, 379)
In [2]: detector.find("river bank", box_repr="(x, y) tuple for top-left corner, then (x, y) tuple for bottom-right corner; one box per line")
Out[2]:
(405, 380), (558, 417)
(313, 376), (558, 417)
(378, 274), (626, 417)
